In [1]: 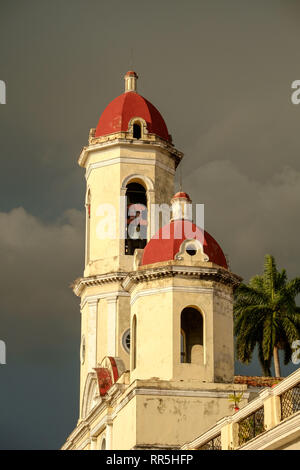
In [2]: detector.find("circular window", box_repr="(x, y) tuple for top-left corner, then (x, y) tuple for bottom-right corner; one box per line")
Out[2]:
(186, 243), (197, 256)
(122, 329), (130, 354)
(80, 335), (86, 364)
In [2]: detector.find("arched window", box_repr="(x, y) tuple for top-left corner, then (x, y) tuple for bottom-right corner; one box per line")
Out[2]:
(132, 315), (137, 370)
(180, 307), (203, 364)
(125, 182), (147, 255)
(133, 122), (141, 139)
(101, 438), (106, 450)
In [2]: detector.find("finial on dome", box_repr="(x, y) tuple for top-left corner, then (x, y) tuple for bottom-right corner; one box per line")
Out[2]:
(171, 192), (192, 221)
(124, 71), (138, 92)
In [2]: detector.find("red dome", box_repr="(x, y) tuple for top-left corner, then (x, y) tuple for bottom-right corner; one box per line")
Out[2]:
(172, 192), (191, 200)
(141, 220), (228, 269)
(125, 70), (138, 77)
(95, 92), (170, 141)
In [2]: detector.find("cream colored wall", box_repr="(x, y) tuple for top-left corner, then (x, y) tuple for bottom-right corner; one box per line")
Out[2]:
(172, 278), (214, 382)
(79, 301), (90, 414)
(135, 393), (242, 448)
(77, 139), (176, 416)
(131, 289), (174, 381)
(111, 396), (137, 450)
(64, 375), (247, 450)
(79, 288), (131, 416)
(86, 158), (121, 267)
(117, 295), (131, 370)
(97, 298), (107, 363)
(84, 144), (175, 277)
(64, 123), (244, 450)
(213, 287), (235, 382)
(130, 276), (234, 383)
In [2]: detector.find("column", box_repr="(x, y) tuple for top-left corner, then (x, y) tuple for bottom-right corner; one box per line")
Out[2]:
(87, 299), (98, 372)
(107, 296), (117, 357)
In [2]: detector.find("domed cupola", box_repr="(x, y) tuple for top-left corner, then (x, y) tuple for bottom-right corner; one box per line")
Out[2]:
(141, 191), (228, 269)
(94, 71), (171, 142)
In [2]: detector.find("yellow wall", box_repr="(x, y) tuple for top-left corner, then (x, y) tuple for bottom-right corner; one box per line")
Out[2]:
(130, 274), (234, 383)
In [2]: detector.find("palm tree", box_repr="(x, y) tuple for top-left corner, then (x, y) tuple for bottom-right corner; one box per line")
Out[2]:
(234, 254), (300, 377)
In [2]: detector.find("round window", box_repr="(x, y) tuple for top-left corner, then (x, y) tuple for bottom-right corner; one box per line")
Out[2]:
(186, 243), (197, 256)
(122, 329), (130, 354)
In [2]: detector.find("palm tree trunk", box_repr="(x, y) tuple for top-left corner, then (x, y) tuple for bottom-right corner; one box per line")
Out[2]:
(273, 346), (281, 377)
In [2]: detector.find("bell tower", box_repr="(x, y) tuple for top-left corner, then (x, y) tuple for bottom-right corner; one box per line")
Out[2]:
(74, 71), (183, 420)
(63, 72), (249, 451)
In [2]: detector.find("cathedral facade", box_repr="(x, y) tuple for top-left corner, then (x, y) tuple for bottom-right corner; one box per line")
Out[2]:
(62, 71), (249, 450)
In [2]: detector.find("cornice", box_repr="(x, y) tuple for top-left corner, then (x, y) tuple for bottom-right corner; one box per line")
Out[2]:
(72, 272), (128, 297)
(78, 137), (183, 169)
(72, 265), (241, 297)
(122, 265), (242, 292)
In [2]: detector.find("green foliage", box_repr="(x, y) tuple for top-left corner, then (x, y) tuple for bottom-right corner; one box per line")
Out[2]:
(234, 255), (300, 376)
(228, 392), (244, 407)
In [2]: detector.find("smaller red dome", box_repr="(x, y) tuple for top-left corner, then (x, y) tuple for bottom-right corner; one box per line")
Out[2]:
(141, 220), (228, 269)
(172, 192), (191, 201)
(125, 70), (138, 77)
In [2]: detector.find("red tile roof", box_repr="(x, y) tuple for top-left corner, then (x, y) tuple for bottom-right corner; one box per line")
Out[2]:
(234, 375), (283, 387)
(95, 91), (170, 141)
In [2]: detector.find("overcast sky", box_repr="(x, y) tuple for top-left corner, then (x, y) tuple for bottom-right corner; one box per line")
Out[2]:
(0, 0), (300, 449)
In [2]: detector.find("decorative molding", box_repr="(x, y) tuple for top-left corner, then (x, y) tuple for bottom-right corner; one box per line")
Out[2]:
(77, 438), (91, 450)
(130, 285), (233, 306)
(73, 272), (128, 297)
(90, 415), (113, 438)
(86, 156), (175, 180)
(78, 138), (183, 169)
(112, 387), (250, 420)
(81, 372), (101, 419)
(127, 117), (148, 139)
(61, 421), (90, 450)
(107, 296), (117, 356)
(175, 239), (209, 263)
(80, 290), (130, 309)
(86, 300), (98, 372)
(121, 173), (154, 191)
(122, 265), (241, 292)
(271, 367), (300, 397)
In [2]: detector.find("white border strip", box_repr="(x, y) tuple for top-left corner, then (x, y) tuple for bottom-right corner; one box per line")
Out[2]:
(86, 157), (175, 179)
(131, 286), (232, 306)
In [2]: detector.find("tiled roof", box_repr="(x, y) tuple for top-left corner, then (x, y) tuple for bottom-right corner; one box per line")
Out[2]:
(234, 375), (283, 387)
(95, 91), (170, 141)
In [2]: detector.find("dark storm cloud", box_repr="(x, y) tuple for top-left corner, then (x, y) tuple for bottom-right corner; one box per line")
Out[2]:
(0, 0), (300, 449)
(0, 208), (84, 448)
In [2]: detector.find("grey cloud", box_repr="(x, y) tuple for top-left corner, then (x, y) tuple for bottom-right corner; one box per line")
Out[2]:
(185, 160), (300, 280)
(0, 207), (84, 355)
